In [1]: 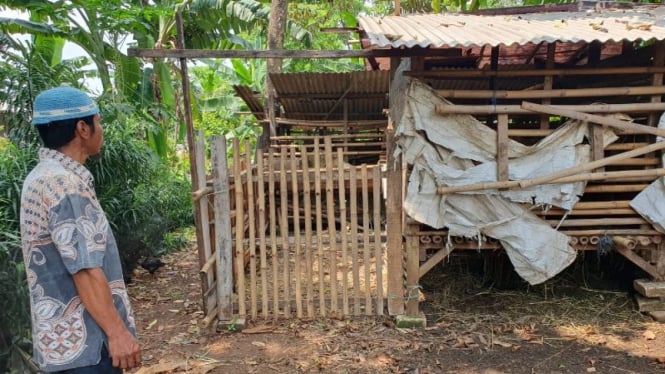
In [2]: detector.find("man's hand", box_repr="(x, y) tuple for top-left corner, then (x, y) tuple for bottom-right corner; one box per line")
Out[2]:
(107, 329), (142, 370)
(72, 268), (142, 370)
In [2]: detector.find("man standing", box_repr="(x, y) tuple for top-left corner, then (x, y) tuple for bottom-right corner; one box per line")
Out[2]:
(20, 86), (141, 373)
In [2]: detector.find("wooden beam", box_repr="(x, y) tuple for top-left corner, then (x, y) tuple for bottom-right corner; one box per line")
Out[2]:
(614, 236), (662, 280)
(521, 102), (665, 138)
(436, 85), (665, 100)
(419, 247), (453, 279)
(128, 47), (470, 59)
(435, 102), (665, 115)
(406, 66), (665, 79)
(386, 120), (405, 316)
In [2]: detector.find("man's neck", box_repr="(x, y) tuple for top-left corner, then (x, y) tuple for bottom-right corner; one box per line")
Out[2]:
(57, 144), (87, 165)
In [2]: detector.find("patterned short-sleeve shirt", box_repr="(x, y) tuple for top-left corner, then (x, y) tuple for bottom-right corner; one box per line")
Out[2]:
(20, 148), (136, 372)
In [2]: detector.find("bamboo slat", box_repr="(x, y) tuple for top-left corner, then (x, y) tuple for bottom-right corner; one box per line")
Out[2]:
(574, 201), (631, 209)
(279, 147), (290, 318)
(268, 148), (279, 315)
(314, 138), (326, 316)
(373, 166), (384, 315)
(361, 165), (372, 315)
(245, 141), (257, 319)
(350, 166), (361, 316)
(301, 145), (314, 318)
(338, 149), (350, 316)
(324, 138), (338, 315)
(256, 149), (268, 318)
(547, 217), (648, 227)
(232, 138), (246, 317)
(584, 184), (648, 193)
(290, 147), (303, 318)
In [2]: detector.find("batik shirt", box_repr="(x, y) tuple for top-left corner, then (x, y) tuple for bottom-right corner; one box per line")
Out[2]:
(20, 148), (136, 372)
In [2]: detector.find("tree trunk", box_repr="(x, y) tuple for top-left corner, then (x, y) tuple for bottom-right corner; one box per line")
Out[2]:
(263, 0), (289, 146)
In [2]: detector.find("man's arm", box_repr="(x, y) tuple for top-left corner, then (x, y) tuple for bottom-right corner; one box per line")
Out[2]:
(72, 268), (142, 370)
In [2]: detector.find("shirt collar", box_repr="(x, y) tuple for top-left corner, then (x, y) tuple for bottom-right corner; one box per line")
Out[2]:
(38, 148), (94, 187)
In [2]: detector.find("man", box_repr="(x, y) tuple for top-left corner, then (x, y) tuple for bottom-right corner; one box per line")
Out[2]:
(20, 86), (142, 373)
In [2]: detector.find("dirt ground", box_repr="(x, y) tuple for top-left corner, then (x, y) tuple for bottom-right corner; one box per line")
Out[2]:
(127, 248), (665, 374)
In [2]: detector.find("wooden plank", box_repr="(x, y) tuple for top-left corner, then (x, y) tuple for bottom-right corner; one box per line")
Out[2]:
(635, 295), (665, 312)
(279, 146), (290, 318)
(634, 279), (665, 298)
(301, 145), (314, 318)
(419, 247), (453, 279)
(385, 121), (404, 316)
(361, 165), (372, 315)
(268, 148), (279, 315)
(314, 138), (326, 316)
(324, 138), (339, 315)
(437, 86), (665, 100)
(211, 135), (234, 320)
(591, 125), (605, 172)
(245, 140), (257, 319)
(256, 149), (269, 318)
(405, 223), (420, 316)
(522, 102), (665, 138)
(337, 149), (350, 316)
(232, 138), (246, 317)
(350, 166), (361, 316)
(497, 114), (509, 182)
(373, 166), (384, 316)
(195, 131), (215, 314)
(290, 147), (303, 318)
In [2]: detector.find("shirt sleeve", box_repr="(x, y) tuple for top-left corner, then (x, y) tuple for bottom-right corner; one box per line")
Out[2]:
(47, 175), (108, 274)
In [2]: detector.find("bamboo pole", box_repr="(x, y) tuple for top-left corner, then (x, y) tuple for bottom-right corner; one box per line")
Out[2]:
(538, 208), (635, 216)
(585, 184), (647, 193)
(408, 66), (665, 79)
(521, 102), (665, 138)
(437, 85), (665, 100)
(290, 147), (303, 318)
(437, 168), (665, 195)
(350, 166), (361, 316)
(563, 229), (662, 236)
(546, 217), (647, 227)
(301, 145), (314, 318)
(573, 201), (631, 209)
(337, 149), (350, 316)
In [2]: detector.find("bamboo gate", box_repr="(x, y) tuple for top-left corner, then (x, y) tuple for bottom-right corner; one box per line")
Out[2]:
(195, 134), (393, 324)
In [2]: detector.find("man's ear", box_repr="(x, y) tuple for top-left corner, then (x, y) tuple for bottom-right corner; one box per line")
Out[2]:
(76, 119), (91, 139)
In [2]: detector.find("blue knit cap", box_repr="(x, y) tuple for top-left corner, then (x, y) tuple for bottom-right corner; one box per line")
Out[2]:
(32, 86), (99, 125)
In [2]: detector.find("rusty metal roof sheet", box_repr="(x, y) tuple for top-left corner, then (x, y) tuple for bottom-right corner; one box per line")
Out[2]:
(358, 6), (665, 49)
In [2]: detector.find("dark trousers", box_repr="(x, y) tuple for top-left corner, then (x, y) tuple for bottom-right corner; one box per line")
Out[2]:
(48, 345), (122, 374)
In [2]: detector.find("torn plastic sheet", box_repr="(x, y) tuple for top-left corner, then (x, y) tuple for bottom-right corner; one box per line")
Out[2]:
(395, 79), (618, 284)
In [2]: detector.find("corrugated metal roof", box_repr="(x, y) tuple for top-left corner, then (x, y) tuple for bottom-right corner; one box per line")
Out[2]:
(268, 71), (390, 121)
(358, 6), (665, 49)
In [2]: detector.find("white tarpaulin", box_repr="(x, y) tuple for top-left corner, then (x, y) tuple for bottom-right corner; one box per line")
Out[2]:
(393, 77), (618, 285)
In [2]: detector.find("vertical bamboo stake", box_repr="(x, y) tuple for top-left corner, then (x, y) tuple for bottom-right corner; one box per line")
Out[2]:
(373, 166), (384, 315)
(195, 131), (214, 313)
(301, 145), (314, 318)
(314, 138), (326, 316)
(268, 149), (279, 316)
(337, 149), (349, 316)
(211, 135), (233, 320)
(256, 149), (268, 318)
(232, 138), (246, 316)
(350, 166), (361, 315)
(540, 42), (555, 130)
(290, 147), (303, 318)
(324, 138), (339, 315)
(245, 140), (257, 319)
(361, 165), (372, 315)
(279, 146), (290, 318)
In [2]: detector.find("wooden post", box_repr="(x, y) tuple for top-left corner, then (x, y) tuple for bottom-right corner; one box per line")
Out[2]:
(211, 135), (234, 321)
(386, 120), (405, 315)
(245, 140), (257, 319)
(194, 131), (215, 315)
(405, 222), (420, 316)
(649, 40), (665, 127)
(497, 114), (509, 182)
(232, 139), (246, 317)
(256, 149), (268, 318)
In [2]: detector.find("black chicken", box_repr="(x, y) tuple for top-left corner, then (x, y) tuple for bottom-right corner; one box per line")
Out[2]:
(140, 257), (166, 275)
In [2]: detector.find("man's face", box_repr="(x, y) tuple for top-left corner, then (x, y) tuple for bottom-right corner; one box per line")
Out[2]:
(86, 114), (104, 159)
